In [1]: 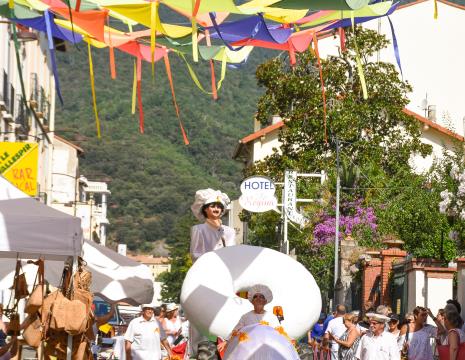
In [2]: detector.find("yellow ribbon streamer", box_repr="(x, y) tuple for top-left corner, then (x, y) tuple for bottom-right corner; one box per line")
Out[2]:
(150, 1), (159, 79)
(191, 0), (198, 62)
(434, 0), (438, 19)
(87, 42), (101, 138)
(351, 12), (367, 100)
(217, 51), (227, 90)
(132, 59), (137, 114)
(176, 52), (227, 95)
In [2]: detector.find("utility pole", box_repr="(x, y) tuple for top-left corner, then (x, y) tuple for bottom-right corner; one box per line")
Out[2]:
(334, 137), (341, 304)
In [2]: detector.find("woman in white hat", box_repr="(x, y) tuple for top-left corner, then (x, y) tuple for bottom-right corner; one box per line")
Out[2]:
(218, 284), (281, 353)
(190, 188), (236, 262)
(162, 303), (182, 346)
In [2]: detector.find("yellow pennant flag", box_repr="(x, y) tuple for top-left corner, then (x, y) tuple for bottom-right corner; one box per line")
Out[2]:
(150, 1), (159, 79)
(87, 42), (101, 138)
(191, 0), (198, 62)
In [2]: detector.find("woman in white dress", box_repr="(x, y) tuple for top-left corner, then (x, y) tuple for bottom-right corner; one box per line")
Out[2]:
(162, 303), (182, 346)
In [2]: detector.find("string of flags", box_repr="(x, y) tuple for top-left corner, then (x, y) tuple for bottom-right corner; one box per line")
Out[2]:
(1, 0), (405, 143)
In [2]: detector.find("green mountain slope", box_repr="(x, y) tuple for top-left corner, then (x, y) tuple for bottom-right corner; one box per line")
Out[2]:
(55, 44), (268, 253)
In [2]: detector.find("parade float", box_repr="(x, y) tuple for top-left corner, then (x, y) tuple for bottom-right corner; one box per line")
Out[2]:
(181, 245), (322, 359)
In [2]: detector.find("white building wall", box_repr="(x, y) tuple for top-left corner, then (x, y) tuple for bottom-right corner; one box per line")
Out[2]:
(0, 20), (56, 203)
(410, 127), (459, 173)
(252, 131), (281, 163)
(425, 276), (453, 324)
(407, 269), (425, 311)
(49, 138), (80, 216)
(363, 1), (465, 136)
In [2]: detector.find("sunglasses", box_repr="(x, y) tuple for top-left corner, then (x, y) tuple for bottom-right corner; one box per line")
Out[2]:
(253, 294), (266, 300)
(369, 321), (383, 325)
(208, 203), (224, 209)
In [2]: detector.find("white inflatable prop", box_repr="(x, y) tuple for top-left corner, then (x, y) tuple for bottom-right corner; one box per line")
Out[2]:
(224, 323), (299, 360)
(181, 245), (321, 340)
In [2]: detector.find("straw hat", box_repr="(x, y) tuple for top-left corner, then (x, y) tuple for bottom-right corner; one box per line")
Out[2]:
(166, 303), (179, 312)
(366, 312), (390, 323)
(248, 284), (273, 304)
(191, 189), (230, 221)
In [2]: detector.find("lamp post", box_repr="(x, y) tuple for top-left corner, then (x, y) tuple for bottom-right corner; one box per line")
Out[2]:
(334, 137), (341, 306)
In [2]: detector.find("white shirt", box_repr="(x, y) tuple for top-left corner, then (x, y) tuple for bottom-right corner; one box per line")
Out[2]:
(231, 310), (281, 336)
(407, 324), (436, 360)
(356, 331), (400, 360)
(163, 317), (182, 345)
(124, 316), (166, 360)
(190, 223), (236, 261)
(325, 316), (347, 353)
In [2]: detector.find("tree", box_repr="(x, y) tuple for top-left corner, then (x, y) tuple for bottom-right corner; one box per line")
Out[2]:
(246, 26), (435, 295)
(158, 213), (195, 302)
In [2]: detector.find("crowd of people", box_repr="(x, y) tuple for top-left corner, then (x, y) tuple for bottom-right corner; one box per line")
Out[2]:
(124, 302), (188, 360)
(307, 300), (465, 360)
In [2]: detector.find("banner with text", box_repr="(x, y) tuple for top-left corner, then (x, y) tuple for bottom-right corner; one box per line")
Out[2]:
(0, 142), (39, 196)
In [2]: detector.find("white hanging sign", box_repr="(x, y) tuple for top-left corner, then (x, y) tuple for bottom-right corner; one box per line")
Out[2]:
(284, 170), (309, 227)
(239, 176), (278, 213)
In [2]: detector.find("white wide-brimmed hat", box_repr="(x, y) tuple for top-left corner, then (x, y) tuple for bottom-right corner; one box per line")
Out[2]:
(191, 189), (230, 221)
(166, 303), (179, 312)
(141, 303), (156, 310)
(248, 284), (273, 304)
(366, 312), (390, 323)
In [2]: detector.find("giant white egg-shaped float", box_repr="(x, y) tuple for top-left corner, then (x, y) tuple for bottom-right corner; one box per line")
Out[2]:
(181, 245), (321, 340)
(224, 323), (300, 360)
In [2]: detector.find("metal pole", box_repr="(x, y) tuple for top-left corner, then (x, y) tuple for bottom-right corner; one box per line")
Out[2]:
(280, 186), (286, 254)
(283, 206), (289, 255)
(334, 138), (341, 302)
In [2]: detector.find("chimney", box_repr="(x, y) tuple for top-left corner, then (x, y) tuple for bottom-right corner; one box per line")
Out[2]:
(427, 105), (437, 122)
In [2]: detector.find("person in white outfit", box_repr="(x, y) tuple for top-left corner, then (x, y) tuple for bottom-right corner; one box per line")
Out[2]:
(217, 284), (281, 354)
(162, 303), (182, 346)
(190, 189), (236, 262)
(356, 313), (400, 360)
(124, 304), (171, 360)
(188, 189), (237, 357)
(323, 304), (348, 360)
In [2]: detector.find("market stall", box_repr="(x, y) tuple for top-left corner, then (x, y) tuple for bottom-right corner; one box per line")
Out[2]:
(0, 176), (82, 260)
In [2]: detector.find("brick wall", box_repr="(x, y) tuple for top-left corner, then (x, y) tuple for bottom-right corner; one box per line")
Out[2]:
(362, 258), (382, 307)
(380, 248), (407, 305)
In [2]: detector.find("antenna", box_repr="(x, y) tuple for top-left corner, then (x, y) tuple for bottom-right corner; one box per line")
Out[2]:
(421, 93), (428, 118)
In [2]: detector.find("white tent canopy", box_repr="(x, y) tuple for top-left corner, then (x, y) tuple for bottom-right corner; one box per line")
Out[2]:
(0, 177), (82, 259)
(0, 177), (153, 305)
(0, 241), (154, 305)
(79, 240), (154, 305)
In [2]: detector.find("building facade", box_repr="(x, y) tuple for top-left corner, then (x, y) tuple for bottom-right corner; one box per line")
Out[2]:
(0, 20), (110, 244)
